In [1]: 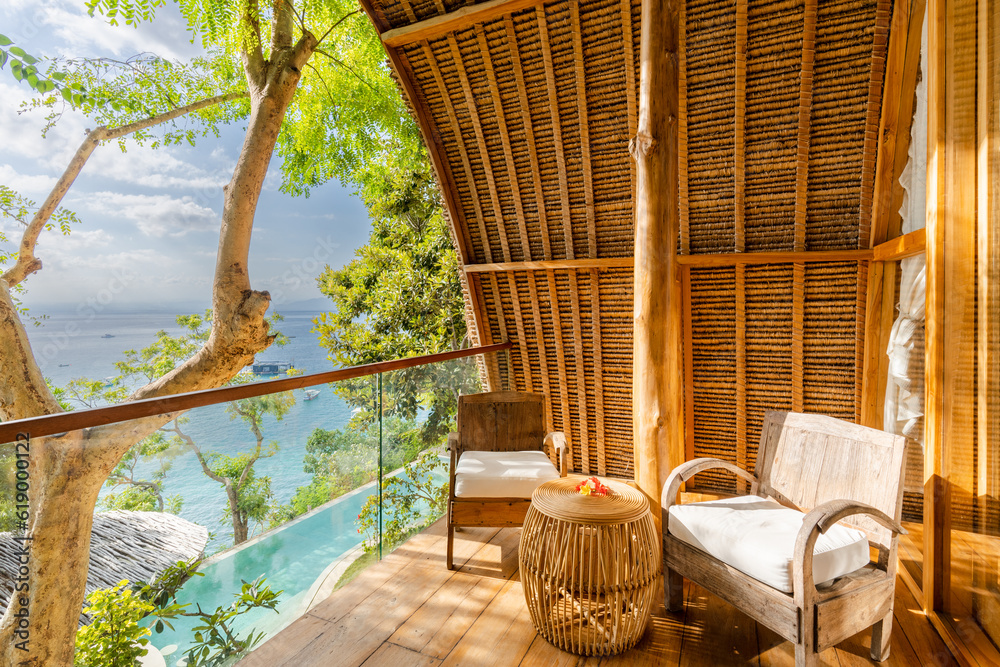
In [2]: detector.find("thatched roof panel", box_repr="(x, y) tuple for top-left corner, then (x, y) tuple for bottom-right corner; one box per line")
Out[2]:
(365, 0), (895, 479)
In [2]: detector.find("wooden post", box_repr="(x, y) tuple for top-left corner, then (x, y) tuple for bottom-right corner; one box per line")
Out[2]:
(633, 0), (682, 523)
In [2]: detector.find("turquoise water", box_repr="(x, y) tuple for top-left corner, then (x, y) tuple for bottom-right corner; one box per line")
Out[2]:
(26, 310), (356, 550)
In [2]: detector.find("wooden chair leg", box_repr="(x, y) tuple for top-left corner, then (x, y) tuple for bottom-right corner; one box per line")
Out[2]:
(795, 604), (819, 667)
(447, 522), (455, 570)
(665, 567), (684, 612)
(870, 610), (893, 661)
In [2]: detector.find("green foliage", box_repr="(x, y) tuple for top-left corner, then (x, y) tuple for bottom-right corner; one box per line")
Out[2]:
(0, 34), (83, 98)
(74, 581), (156, 667)
(184, 575), (280, 665)
(72, 562), (282, 667)
(0, 185), (81, 322)
(138, 561), (282, 666)
(356, 450), (447, 554)
(314, 150), (478, 446)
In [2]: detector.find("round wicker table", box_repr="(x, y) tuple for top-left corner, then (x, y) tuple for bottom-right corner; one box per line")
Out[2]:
(518, 477), (661, 656)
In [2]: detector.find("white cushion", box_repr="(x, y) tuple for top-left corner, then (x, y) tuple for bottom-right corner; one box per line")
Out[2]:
(454, 450), (559, 498)
(667, 495), (870, 594)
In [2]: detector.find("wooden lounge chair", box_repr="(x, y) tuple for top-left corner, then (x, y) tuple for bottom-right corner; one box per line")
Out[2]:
(661, 411), (908, 666)
(446, 391), (567, 570)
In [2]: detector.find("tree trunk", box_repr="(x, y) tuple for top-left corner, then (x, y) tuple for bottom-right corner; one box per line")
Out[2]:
(0, 29), (317, 667)
(226, 483), (249, 545)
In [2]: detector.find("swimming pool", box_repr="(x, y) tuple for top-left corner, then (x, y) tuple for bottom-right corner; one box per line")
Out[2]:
(149, 468), (445, 665)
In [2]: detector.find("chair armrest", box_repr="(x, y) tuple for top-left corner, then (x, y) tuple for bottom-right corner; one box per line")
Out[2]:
(661, 458), (759, 513)
(544, 431), (568, 477)
(447, 432), (460, 454)
(792, 499), (907, 604)
(447, 432), (459, 499)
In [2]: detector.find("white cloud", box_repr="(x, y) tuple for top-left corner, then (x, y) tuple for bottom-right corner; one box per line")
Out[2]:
(37, 1), (205, 62)
(0, 164), (57, 197)
(87, 147), (232, 191)
(86, 192), (218, 237)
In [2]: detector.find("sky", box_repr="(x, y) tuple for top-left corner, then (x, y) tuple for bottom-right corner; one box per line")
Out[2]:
(0, 0), (374, 314)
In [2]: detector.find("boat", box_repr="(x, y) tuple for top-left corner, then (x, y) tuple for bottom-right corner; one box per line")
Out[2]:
(251, 361), (293, 375)
(303, 389), (320, 401)
(101, 334), (115, 338)
(58, 363), (70, 367)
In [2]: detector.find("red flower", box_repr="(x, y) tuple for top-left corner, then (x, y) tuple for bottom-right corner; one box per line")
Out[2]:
(575, 476), (611, 496)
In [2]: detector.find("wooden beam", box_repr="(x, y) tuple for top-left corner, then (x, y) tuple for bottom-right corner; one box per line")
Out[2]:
(870, 0), (927, 247)
(871, 228), (927, 262)
(938, 0), (980, 621)
(924, 0), (951, 613)
(858, 0), (894, 248)
(676, 249), (873, 267)
(381, 0), (544, 47)
(633, 0), (682, 521)
(465, 257), (633, 273)
(978, 0), (1000, 542)
(860, 0), (925, 429)
(0, 343), (513, 443)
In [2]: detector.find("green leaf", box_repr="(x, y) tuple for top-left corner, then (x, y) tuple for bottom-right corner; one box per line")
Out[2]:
(0, 34), (12, 46)
(61, 87), (73, 102)
(8, 46), (26, 58)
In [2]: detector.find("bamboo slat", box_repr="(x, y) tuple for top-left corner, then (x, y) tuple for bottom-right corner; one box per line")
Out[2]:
(794, 0), (818, 252)
(569, 1), (597, 258)
(857, 0), (893, 249)
(590, 268), (606, 474)
(537, 6), (576, 261)
(679, 0), (690, 254)
(735, 265), (747, 492)
(734, 0), (747, 253)
(381, 0), (544, 46)
(545, 270), (573, 458)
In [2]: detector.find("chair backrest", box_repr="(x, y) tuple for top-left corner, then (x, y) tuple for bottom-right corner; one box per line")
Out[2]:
(753, 411), (908, 555)
(458, 391), (545, 454)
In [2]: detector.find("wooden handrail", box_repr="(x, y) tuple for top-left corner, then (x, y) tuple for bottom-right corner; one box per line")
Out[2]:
(0, 343), (512, 442)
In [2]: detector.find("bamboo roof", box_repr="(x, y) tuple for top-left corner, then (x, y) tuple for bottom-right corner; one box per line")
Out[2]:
(0, 511), (207, 620)
(361, 0), (904, 483)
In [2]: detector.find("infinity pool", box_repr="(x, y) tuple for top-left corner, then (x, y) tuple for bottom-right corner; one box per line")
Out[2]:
(150, 469), (445, 665)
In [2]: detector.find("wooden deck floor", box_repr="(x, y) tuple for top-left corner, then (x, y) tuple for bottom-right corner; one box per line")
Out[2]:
(238, 519), (957, 667)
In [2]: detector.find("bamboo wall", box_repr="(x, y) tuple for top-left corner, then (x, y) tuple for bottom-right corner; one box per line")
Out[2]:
(363, 0), (898, 482)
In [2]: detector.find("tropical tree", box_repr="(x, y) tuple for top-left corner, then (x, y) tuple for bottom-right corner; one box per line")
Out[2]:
(165, 392), (293, 545)
(0, 0), (408, 661)
(314, 150), (478, 446)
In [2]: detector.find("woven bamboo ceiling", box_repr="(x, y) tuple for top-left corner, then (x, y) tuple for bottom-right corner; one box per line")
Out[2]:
(360, 0), (904, 483)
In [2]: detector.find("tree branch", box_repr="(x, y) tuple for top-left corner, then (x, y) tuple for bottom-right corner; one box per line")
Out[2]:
(163, 420), (226, 485)
(313, 48), (376, 92)
(317, 9), (360, 44)
(1, 90), (247, 290)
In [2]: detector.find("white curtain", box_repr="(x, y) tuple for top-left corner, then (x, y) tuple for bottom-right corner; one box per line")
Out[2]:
(884, 19), (927, 493)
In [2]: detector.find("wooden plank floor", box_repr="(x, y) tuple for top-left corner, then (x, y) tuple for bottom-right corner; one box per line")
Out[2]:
(238, 519), (957, 667)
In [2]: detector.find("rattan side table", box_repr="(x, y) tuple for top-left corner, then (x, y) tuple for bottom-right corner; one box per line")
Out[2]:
(518, 477), (661, 656)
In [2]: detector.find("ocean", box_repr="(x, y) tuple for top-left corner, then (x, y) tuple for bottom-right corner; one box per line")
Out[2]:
(25, 309), (357, 552)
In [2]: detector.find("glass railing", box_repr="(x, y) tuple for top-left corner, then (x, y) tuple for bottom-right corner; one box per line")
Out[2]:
(0, 344), (503, 667)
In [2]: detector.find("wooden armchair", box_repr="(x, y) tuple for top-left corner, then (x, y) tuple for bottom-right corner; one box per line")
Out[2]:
(661, 411), (908, 666)
(446, 391), (567, 570)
